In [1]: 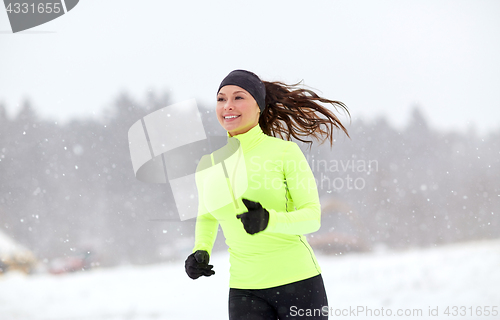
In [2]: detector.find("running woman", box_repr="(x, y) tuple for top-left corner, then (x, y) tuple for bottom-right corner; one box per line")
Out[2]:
(185, 69), (350, 320)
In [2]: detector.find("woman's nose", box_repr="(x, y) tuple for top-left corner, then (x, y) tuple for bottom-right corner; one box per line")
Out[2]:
(224, 100), (234, 110)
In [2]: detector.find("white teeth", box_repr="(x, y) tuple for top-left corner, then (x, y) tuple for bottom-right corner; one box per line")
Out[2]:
(225, 115), (240, 119)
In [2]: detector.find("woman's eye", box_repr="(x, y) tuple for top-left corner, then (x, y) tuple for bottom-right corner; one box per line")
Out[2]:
(235, 96), (243, 100)
(217, 97), (224, 102)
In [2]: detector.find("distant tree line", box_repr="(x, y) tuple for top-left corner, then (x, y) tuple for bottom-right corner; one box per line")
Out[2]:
(312, 108), (499, 251)
(0, 90), (498, 266)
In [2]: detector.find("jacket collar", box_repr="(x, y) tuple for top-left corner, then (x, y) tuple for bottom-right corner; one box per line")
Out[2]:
(226, 123), (267, 153)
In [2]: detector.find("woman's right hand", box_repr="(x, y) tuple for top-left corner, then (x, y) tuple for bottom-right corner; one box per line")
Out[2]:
(185, 250), (215, 279)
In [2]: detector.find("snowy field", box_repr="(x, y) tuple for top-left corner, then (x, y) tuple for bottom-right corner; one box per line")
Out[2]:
(1, 239), (499, 320)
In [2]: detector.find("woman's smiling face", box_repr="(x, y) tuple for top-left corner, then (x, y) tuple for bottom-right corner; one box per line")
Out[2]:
(216, 85), (260, 137)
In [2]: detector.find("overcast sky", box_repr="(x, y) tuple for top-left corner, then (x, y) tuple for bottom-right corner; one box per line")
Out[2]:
(1, 0), (499, 134)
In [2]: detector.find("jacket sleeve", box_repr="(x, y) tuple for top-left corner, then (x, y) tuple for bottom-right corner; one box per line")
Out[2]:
(192, 156), (219, 256)
(264, 142), (321, 235)
(192, 211), (218, 257)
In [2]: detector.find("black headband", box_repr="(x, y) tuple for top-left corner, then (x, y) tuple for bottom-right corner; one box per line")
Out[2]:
(217, 69), (266, 113)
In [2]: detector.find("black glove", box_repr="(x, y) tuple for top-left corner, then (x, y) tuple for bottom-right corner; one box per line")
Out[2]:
(236, 198), (270, 235)
(185, 250), (215, 279)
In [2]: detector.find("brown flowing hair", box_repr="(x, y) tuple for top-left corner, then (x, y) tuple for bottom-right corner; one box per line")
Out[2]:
(259, 80), (350, 149)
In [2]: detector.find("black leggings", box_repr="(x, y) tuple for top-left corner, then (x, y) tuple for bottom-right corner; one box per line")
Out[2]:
(229, 274), (328, 320)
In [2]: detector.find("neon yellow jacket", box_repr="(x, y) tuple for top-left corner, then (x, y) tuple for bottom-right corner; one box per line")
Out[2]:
(192, 123), (322, 289)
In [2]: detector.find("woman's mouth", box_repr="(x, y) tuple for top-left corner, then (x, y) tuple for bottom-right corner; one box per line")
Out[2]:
(224, 115), (241, 122)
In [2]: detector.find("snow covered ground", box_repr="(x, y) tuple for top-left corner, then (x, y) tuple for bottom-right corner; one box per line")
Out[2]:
(1, 239), (499, 320)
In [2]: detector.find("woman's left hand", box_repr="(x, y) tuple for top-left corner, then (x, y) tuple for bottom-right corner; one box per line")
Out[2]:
(237, 198), (270, 234)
